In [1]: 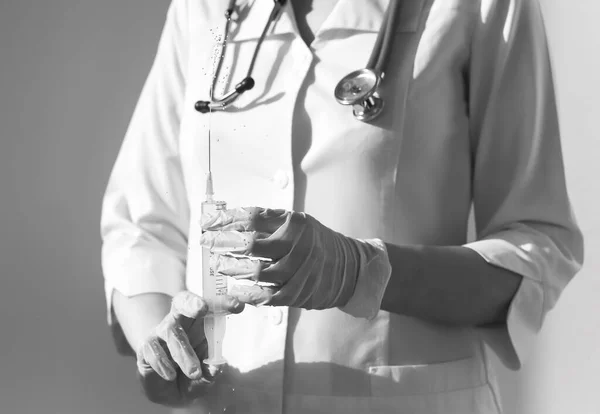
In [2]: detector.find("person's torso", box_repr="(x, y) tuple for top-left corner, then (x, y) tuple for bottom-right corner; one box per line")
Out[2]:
(177, 0), (503, 412)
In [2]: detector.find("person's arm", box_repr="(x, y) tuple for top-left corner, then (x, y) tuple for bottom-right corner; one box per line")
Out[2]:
(381, 245), (522, 326)
(381, 0), (583, 369)
(112, 292), (172, 352)
(101, 0), (190, 355)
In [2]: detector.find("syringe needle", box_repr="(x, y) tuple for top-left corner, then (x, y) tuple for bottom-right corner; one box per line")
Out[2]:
(205, 109), (214, 202)
(208, 123), (212, 173)
(206, 91), (213, 201)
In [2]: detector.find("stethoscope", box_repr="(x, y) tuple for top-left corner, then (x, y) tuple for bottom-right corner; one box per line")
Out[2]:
(194, 0), (401, 122)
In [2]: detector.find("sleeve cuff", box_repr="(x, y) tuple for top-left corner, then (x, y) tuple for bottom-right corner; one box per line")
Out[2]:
(102, 248), (186, 356)
(340, 238), (392, 320)
(102, 248), (186, 326)
(465, 238), (545, 369)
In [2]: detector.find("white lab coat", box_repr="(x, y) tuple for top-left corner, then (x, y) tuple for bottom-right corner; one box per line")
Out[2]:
(101, 0), (584, 413)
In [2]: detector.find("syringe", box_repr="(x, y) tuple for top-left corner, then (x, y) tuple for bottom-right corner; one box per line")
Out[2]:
(202, 172), (228, 366)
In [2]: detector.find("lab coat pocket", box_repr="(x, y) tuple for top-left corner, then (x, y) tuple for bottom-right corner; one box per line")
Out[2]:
(369, 357), (485, 396)
(368, 357), (500, 414)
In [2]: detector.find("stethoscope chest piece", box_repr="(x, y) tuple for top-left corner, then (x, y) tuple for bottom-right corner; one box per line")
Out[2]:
(334, 68), (384, 122)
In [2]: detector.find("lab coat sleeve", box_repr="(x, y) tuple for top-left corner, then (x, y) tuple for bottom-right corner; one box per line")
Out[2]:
(100, 0), (190, 338)
(464, 0), (584, 370)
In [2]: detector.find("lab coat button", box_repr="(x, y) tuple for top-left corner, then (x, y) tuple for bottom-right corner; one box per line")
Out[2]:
(273, 170), (289, 189)
(269, 308), (283, 325)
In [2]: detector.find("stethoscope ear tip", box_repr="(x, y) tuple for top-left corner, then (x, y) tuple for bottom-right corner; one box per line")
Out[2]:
(195, 101), (211, 113)
(235, 77), (255, 93)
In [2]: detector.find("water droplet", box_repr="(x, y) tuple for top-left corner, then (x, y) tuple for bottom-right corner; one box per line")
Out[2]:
(223, 404), (237, 413)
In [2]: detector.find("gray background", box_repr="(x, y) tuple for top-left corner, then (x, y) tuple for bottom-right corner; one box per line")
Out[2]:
(0, 1), (598, 413)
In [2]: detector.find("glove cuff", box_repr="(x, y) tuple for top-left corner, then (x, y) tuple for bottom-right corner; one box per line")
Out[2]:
(339, 238), (392, 320)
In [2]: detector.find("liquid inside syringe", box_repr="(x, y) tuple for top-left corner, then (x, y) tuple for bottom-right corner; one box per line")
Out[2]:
(202, 172), (228, 366)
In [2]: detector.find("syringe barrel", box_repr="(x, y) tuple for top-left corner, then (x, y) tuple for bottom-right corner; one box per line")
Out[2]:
(202, 199), (228, 366)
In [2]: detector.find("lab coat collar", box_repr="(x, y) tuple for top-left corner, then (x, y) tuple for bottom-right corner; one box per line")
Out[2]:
(229, 0), (296, 41)
(230, 0), (392, 42)
(311, 0), (424, 36)
(229, 0), (425, 43)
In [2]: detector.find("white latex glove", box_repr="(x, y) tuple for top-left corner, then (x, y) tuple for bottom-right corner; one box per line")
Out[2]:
(200, 207), (391, 319)
(136, 291), (244, 407)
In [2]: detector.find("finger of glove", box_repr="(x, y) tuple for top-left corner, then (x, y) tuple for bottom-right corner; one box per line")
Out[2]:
(171, 291), (209, 320)
(199, 231), (268, 254)
(248, 236), (295, 261)
(229, 282), (278, 306)
(252, 258), (292, 285)
(200, 230), (289, 260)
(216, 255), (269, 279)
(206, 294), (246, 315)
(203, 207), (289, 233)
(253, 210), (310, 261)
(137, 337), (177, 381)
(262, 233), (324, 308)
(200, 207), (254, 231)
(256, 225), (311, 284)
(159, 321), (203, 380)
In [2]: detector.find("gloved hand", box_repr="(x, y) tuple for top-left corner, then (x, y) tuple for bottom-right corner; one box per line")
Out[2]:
(136, 291), (244, 407)
(200, 207), (392, 318)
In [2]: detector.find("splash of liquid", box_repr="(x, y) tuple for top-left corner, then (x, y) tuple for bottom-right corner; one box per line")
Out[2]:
(207, 28), (225, 175)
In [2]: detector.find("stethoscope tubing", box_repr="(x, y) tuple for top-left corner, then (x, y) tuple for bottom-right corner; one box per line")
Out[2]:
(368, 0), (402, 75)
(196, 0), (401, 120)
